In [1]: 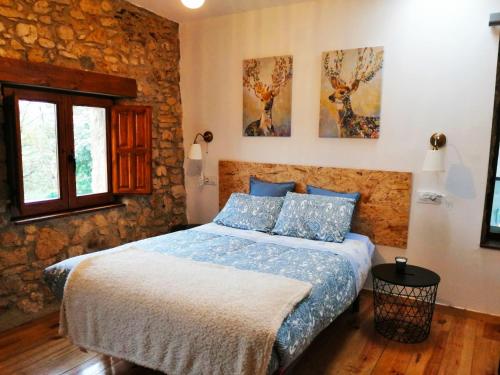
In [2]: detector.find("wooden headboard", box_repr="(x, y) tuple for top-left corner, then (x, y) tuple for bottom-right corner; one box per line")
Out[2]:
(219, 160), (412, 249)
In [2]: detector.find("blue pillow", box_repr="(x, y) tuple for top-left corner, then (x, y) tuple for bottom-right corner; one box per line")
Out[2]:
(249, 177), (295, 197)
(213, 193), (284, 232)
(307, 185), (361, 203)
(272, 192), (356, 242)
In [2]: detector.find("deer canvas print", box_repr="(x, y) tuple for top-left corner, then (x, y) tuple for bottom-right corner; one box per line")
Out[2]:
(320, 47), (384, 138)
(243, 56), (293, 137)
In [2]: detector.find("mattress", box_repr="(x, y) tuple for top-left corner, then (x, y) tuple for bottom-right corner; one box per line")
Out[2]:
(44, 223), (374, 372)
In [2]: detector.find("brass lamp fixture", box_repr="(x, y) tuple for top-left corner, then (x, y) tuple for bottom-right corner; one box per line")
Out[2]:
(429, 133), (446, 150)
(423, 133), (446, 172)
(188, 131), (213, 160)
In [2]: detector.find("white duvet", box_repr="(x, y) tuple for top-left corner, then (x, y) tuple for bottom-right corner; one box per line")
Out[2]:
(194, 223), (375, 294)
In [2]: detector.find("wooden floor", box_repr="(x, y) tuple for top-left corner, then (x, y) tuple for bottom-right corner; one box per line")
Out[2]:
(0, 292), (499, 375)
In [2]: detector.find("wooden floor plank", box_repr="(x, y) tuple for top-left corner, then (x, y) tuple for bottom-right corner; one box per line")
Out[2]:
(0, 312), (60, 362)
(371, 338), (414, 375)
(63, 355), (123, 375)
(100, 359), (163, 374)
(454, 317), (478, 375)
(404, 324), (444, 374)
(326, 304), (387, 374)
(471, 335), (500, 375)
(483, 321), (500, 341)
(347, 332), (387, 374)
(0, 293), (499, 375)
(324, 305), (376, 374)
(20, 344), (97, 375)
(437, 314), (468, 375)
(0, 335), (72, 374)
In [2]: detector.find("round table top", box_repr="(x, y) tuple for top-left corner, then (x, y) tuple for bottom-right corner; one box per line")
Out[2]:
(371, 264), (440, 287)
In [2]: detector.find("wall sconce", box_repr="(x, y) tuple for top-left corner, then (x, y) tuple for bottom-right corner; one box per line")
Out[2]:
(188, 131), (213, 160)
(422, 133), (446, 172)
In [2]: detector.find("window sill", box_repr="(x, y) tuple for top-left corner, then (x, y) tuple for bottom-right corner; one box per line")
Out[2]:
(12, 202), (126, 225)
(480, 239), (500, 250)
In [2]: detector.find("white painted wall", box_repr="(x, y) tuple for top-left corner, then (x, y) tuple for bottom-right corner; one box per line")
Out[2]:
(180, 0), (500, 315)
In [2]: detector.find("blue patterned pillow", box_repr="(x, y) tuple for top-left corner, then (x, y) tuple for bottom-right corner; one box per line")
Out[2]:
(213, 193), (284, 232)
(249, 177), (295, 197)
(272, 192), (356, 242)
(307, 185), (361, 203)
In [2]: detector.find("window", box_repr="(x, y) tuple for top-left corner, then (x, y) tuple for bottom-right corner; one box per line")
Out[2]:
(5, 87), (114, 218)
(481, 43), (500, 248)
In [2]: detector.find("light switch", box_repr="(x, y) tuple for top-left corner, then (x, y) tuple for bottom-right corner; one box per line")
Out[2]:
(202, 176), (217, 186)
(417, 191), (444, 205)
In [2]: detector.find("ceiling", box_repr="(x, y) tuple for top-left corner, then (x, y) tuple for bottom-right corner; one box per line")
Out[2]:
(129, 0), (310, 23)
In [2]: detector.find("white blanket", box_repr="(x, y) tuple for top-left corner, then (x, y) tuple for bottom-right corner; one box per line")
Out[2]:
(60, 248), (312, 375)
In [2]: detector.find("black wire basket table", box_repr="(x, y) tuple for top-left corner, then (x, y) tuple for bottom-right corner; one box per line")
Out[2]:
(371, 264), (440, 343)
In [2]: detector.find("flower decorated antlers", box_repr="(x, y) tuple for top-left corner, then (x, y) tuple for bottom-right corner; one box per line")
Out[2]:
(243, 56), (293, 101)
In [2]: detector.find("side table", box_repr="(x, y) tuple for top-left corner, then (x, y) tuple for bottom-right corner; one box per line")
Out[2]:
(371, 263), (440, 343)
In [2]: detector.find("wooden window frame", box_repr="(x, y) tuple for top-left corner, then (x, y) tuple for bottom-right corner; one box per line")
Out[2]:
(480, 40), (500, 249)
(3, 86), (115, 218)
(68, 95), (114, 209)
(0, 57), (137, 98)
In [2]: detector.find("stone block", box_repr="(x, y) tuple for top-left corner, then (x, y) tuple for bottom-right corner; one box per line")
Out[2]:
(0, 247), (29, 268)
(0, 0), (186, 330)
(35, 228), (69, 260)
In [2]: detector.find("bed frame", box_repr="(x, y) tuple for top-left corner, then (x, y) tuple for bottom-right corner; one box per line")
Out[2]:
(219, 160), (412, 249)
(218, 160), (412, 373)
(275, 295), (360, 375)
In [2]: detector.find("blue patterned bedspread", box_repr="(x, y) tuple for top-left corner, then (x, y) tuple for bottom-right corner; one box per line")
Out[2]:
(44, 227), (360, 372)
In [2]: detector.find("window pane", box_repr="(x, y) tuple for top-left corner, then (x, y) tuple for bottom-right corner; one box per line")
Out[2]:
(491, 147), (500, 231)
(491, 180), (500, 232)
(73, 106), (108, 196)
(19, 100), (60, 203)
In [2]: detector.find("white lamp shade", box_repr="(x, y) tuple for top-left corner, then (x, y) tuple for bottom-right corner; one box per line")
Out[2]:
(188, 143), (202, 160)
(181, 0), (205, 9)
(422, 149), (444, 172)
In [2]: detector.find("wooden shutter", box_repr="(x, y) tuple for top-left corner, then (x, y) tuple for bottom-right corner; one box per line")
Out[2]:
(111, 105), (152, 194)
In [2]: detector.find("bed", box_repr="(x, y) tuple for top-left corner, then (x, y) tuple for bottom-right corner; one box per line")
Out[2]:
(44, 222), (374, 373)
(44, 160), (411, 374)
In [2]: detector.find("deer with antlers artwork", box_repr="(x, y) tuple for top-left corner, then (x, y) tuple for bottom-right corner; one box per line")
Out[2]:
(320, 47), (384, 138)
(243, 56), (293, 137)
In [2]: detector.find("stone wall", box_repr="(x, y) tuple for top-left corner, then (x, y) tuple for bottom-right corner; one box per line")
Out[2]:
(0, 0), (186, 330)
